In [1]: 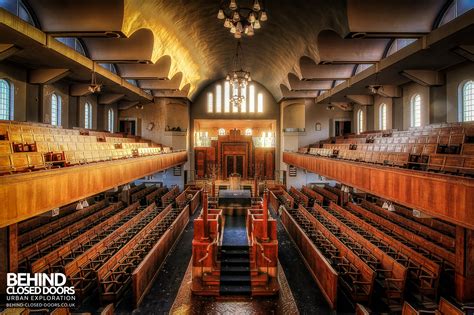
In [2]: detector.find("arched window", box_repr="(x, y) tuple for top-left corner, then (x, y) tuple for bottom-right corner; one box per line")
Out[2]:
(224, 81), (230, 113)
(245, 128), (252, 136)
(99, 63), (118, 75)
(257, 93), (263, 113)
(84, 102), (92, 129)
(56, 37), (87, 56)
(207, 92), (213, 113)
(357, 109), (364, 134)
(218, 128), (225, 136)
(379, 103), (387, 130)
(0, 0), (37, 26)
(249, 84), (255, 113)
(0, 79), (13, 120)
(51, 93), (61, 126)
(107, 109), (114, 132)
(215, 84), (222, 113)
(462, 80), (474, 122)
(411, 94), (421, 127)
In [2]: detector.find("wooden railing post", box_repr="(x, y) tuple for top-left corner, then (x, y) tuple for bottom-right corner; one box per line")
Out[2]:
(262, 190), (269, 241)
(202, 190), (209, 240)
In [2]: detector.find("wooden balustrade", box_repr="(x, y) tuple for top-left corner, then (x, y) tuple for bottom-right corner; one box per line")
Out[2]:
(0, 151), (187, 227)
(283, 152), (474, 229)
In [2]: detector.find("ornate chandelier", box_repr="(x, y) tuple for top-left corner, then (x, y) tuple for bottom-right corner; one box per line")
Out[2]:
(226, 41), (251, 108)
(217, 0), (268, 39)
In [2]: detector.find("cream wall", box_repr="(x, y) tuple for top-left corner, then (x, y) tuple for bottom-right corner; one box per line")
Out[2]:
(446, 62), (474, 122)
(0, 63), (27, 121)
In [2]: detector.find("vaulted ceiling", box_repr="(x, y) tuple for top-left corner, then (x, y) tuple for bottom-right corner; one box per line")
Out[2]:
(23, 0), (462, 101)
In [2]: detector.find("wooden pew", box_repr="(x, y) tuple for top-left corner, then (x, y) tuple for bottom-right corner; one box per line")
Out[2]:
(289, 186), (309, 207)
(315, 203), (408, 308)
(19, 200), (107, 245)
(301, 185), (324, 206)
(298, 205), (376, 303)
(312, 185), (339, 205)
(161, 186), (180, 207)
(357, 201), (456, 266)
(343, 203), (441, 298)
(362, 200), (455, 250)
(19, 202), (121, 267)
(30, 202), (140, 273)
(64, 204), (162, 298)
(132, 205), (190, 307)
(280, 206), (338, 309)
(378, 200), (456, 237)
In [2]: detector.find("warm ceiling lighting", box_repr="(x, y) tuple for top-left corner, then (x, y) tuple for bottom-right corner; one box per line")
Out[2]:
(217, 0), (268, 38)
(226, 41), (251, 110)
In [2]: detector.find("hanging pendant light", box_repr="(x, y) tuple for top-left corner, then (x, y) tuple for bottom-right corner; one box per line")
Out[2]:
(230, 24), (236, 33)
(224, 18), (232, 28)
(253, 0), (261, 11)
(253, 19), (261, 29)
(76, 202), (83, 210)
(260, 11), (268, 21)
(229, 0), (237, 10)
(382, 201), (389, 209)
(217, 9), (225, 19)
(388, 203), (396, 212)
(82, 199), (89, 207)
(234, 31), (242, 39)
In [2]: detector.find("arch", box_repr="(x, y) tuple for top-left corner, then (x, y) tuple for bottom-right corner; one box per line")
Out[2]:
(357, 109), (364, 134)
(0, 79), (13, 120)
(461, 80), (474, 122)
(410, 94), (421, 127)
(51, 93), (61, 126)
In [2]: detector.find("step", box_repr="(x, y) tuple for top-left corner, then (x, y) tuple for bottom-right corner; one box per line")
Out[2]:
(221, 265), (250, 274)
(221, 245), (249, 251)
(220, 274), (251, 284)
(221, 249), (249, 256)
(220, 284), (252, 296)
(221, 257), (250, 265)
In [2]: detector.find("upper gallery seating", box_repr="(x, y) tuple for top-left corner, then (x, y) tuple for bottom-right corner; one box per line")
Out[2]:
(302, 122), (474, 176)
(0, 121), (173, 175)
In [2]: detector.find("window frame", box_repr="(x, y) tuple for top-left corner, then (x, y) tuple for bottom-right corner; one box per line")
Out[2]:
(461, 80), (474, 122)
(84, 102), (92, 129)
(379, 103), (387, 130)
(50, 93), (61, 126)
(357, 109), (364, 134)
(410, 94), (421, 127)
(0, 79), (13, 121)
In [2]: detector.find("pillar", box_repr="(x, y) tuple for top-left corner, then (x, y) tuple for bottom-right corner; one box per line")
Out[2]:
(455, 226), (474, 302)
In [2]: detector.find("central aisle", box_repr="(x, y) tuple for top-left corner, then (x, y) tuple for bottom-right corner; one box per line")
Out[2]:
(222, 214), (248, 246)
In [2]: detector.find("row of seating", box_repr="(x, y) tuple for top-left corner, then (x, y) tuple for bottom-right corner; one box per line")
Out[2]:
(283, 185), (452, 309)
(402, 297), (466, 314)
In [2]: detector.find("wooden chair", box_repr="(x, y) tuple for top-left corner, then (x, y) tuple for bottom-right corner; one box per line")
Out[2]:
(10, 153), (30, 172)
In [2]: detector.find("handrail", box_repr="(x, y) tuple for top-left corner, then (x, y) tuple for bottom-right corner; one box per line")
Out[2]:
(254, 238), (272, 263)
(199, 231), (220, 263)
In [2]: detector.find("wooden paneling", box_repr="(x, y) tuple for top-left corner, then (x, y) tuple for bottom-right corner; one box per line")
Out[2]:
(0, 152), (187, 227)
(283, 153), (474, 229)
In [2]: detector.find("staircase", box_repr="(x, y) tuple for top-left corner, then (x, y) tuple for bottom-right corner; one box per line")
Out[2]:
(219, 245), (252, 296)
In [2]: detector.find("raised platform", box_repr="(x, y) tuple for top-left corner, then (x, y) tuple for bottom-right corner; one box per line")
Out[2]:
(218, 190), (251, 215)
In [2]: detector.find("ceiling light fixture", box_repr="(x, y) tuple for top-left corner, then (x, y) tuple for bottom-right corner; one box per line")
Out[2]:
(225, 41), (251, 110)
(217, 0), (267, 38)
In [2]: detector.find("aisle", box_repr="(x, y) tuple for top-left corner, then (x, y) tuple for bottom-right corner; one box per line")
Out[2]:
(117, 206), (339, 314)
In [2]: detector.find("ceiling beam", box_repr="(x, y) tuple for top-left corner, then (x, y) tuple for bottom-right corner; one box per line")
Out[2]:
(99, 93), (125, 105)
(0, 44), (21, 61)
(401, 70), (444, 86)
(331, 102), (353, 111)
(280, 84), (319, 99)
(139, 73), (182, 90)
(29, 68), (70, 84)
(346, 94), (374, 105)
(118, 100), (140, 110)
(452, 45), (474, 62)
(373, 85), (402, 98)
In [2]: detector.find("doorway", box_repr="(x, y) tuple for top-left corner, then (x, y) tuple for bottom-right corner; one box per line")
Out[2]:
(334, 120), (351, 136)
(120, 120), (136, 136)
(225, 155), (245, 179)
